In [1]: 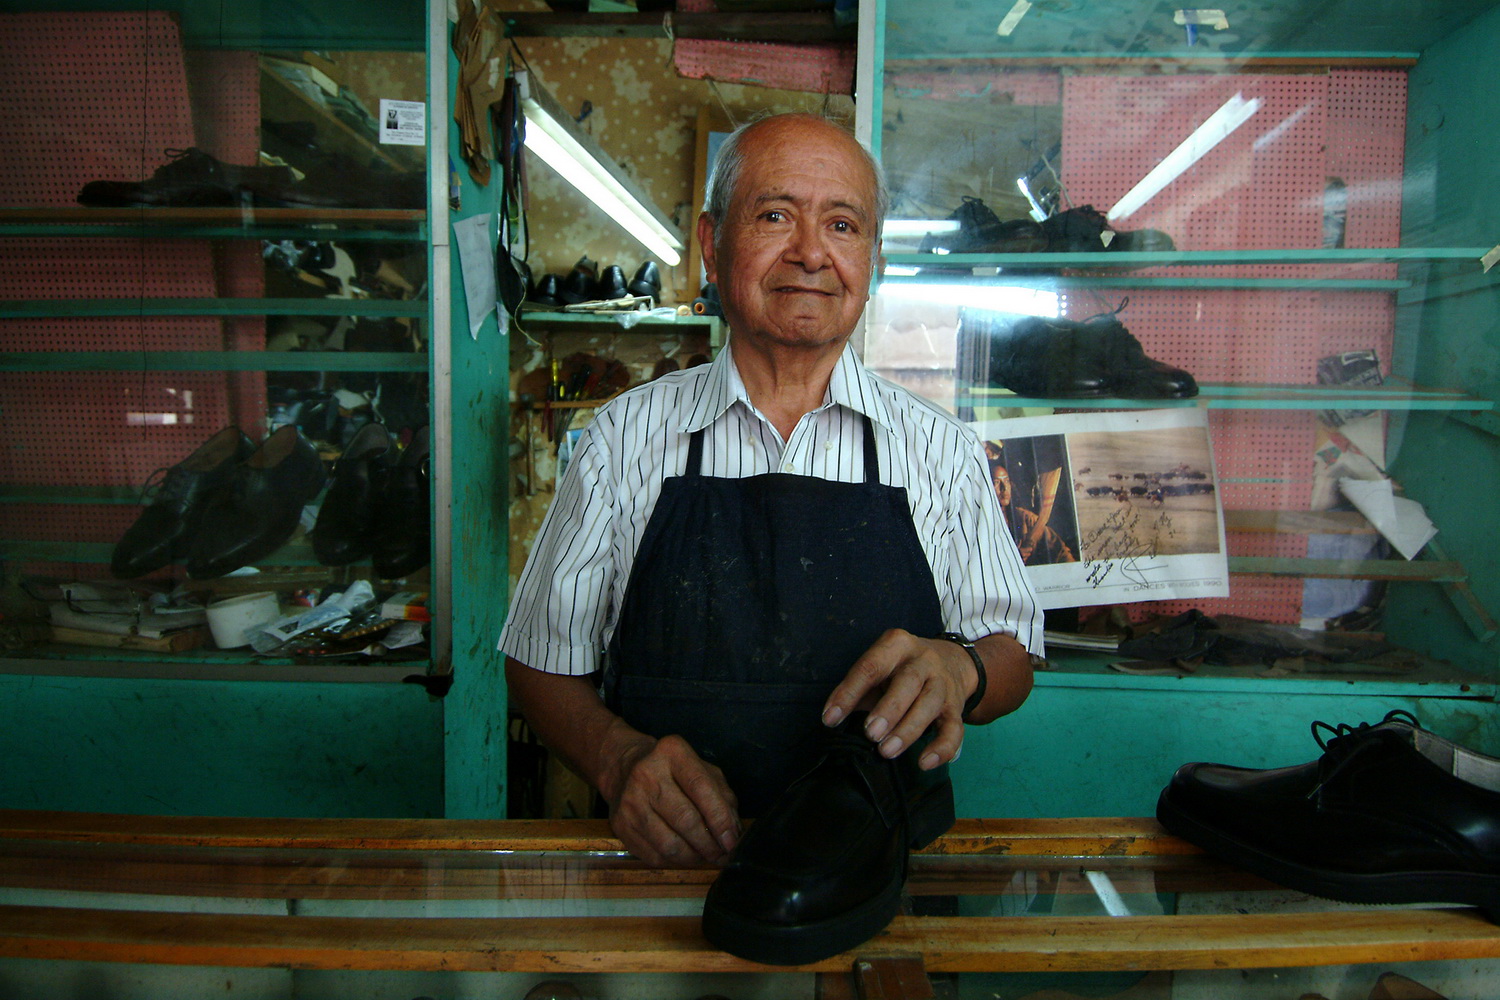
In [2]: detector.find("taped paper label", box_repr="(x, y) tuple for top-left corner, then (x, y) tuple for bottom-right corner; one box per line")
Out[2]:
(1482, 244), (1499, 273)
(1174, 9), (1229, 29)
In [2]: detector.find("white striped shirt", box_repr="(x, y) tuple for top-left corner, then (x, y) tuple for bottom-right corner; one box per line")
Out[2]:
(499, 343), (1043, 676)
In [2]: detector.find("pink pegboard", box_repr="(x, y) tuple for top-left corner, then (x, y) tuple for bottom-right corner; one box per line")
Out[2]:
(674, 38), (856, 95)
(1054, 72), (1406, 623)
(0, 12), (268, 558)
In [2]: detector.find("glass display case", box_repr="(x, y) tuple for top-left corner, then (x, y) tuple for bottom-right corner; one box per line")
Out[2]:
(856, 0), (1500, 815)
(1, 810), (1497, 999)
(0, 1), (440, 681)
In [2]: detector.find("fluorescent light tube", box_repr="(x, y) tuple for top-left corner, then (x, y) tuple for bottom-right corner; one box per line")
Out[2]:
(516, 71), (685, 267)
(1108, 92), (1261, 223)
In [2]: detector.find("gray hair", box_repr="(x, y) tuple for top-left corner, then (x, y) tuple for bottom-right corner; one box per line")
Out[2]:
(703, 112), (888, 260)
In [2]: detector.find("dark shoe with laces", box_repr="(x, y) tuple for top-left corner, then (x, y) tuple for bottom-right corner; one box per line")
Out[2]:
(1157, 710), (1500, 921)
(371, 425), (431, 579)
(919, 195), (1045, 255)
(701, 712), (954, 965)
(110, 427), (257, 578)
(309, 422), (395, 566)
(185, 426), (327, 579)
(1040, 204), (1175, 255)
(78, 148), (298, 208)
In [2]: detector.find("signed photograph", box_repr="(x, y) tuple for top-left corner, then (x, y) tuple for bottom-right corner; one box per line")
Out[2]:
(973, 409), (1229, 609)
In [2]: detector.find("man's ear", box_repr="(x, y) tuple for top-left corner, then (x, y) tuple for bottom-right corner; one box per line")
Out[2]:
(697, 213), (718, 283)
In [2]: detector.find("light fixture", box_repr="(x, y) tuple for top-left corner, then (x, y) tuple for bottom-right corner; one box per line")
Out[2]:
(515, 70), (685, 267)
(1108, 92), (1260, 223)
(997, 0), (1032, 36)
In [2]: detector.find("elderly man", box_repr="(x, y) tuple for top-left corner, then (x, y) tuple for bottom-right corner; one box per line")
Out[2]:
(500, 112), (1042, 870)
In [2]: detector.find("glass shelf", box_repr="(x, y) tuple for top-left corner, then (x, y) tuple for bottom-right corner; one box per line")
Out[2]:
(1, 298), (427, 319)
(0, 351), (428, 373)
(0, 207), (427, 241)
(957, 382), (1494, 412)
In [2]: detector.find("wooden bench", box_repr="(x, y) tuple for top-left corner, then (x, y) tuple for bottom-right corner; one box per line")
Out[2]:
(1, 811), (1497, 996)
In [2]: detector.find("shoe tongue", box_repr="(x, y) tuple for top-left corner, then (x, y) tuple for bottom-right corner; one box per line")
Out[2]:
(824, 714), (902, 828)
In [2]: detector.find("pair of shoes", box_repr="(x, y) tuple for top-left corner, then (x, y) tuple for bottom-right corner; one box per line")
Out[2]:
(530, 259), (661, 307)
(1157, 710), (1500, 921)
(310, 425), (431, 578)
(701, 712), (954, 965)
(964, 305), (1197, 399)
(112, 425), (327, 579)
(78, 148), (298, 209)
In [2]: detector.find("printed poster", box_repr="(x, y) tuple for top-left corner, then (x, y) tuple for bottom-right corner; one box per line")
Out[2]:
(972, 408), (1229, 609)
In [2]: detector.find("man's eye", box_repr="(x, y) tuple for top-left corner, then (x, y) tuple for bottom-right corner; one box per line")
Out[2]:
(831, 220), (853, 233)
(763, 210), (786, 223)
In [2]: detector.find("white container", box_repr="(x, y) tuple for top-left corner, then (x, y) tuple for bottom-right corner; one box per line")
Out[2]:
(206, 592), (280, 649)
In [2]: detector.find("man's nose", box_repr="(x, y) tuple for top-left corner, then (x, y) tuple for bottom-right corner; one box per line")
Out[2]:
(783, 217), (831, 269)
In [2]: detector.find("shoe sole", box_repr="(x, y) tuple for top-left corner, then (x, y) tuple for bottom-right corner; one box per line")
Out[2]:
(1156, 788), (1500, 922)
(701, 870), (904, 966)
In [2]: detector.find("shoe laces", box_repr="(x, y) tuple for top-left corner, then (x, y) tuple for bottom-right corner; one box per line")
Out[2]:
(1311, 708), (1420, 752)
(1304, 709), (1420, 801)
(136, 465), (184, 505)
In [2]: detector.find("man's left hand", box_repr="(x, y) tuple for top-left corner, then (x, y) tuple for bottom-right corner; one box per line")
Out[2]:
(819, 629), (974, 771)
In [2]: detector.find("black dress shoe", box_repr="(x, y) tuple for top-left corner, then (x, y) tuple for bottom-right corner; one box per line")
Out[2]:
(1157, 710), (1500, 920)
(529, 273), (563, 307)
(1040, 204), (1175, 254)
(594, 264), (629, 301)
(559, 256), (598, 305)
(918, 195), (1044, 254)
(78, 147), (297, 208)
(111, 426), (256, 578)
(185, 426), (327, 579)
(969, 310), (1109, 398)
(701, 713), (954, 965)
(628, 260), (662, 298)
(1093, 314), (1198, 398)
(371, 425), (431, 579)
(309, 423), (395, 566)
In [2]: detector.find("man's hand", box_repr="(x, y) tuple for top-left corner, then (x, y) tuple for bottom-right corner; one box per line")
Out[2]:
(819, 629), (1035, 770)
(603, 728), (741, 868)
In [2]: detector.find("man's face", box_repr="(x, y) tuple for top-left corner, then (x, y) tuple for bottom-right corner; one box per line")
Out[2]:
(698, 118), (880, 353)
(991, 463), (1012, 507)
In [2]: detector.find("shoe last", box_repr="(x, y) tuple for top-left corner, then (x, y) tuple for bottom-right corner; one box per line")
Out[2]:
(701, 712), (953, 965)
(530, 273), (563, 307)
(559, 266), (593, 305)
(371, 425), (431, 579)
(185, 426), (327, 579)
(309, 423), (395, 566)
(594, 264), (629, 301)
(627, 260), (662, 298)
(110, 426), (257, 578)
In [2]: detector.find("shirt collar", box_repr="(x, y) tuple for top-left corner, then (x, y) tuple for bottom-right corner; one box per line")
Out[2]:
(680, 340), (897, 435)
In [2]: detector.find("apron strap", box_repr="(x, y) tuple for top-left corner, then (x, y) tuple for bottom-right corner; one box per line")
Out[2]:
(685, 426), (705, 477)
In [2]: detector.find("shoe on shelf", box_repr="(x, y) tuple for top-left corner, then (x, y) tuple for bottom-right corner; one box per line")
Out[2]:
(309, 423), (395, 566)
(594, 263), (629, 301)
(918, 195), (1045, 254)
(110, 427), (257, 579)
(628, 260), (662, 299)
(1092, 311), (1198, 398)
(1157, 710), (1500, 921)
(371, 425), (431, 579)
(185, 426), (327, 579)
(1040, 204), (1175, 255)
(559, 256), (598, 305)
(701, 712), (954, 965)
(78, 147), (297, 209)
(529, 273), (563, 308)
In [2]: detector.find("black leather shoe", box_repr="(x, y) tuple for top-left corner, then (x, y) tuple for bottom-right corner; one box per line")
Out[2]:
(309, 423), (395, 566)
(186, 426), (327, 579)
(529, 273), (563, 307)
(111, 426), (256, 578)
(79, 148), (297, 208)
(1157, 710), (1500, 920)
(1094, 314), (1198, 398)
(559, 256), (598, 305)
(628, 260), (662, 298)
(1040, 204), (1175, 255)
(701, 713), (954, 965)
(969, 310), (1109, 398)
(371, 425), (431, 579)
(594, 264), (629, 301)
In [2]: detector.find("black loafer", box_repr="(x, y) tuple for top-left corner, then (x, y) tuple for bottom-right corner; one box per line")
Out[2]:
(701, 713), (954, 965)
(111, 426), (256, 578)
(309, 422), (395, 566)
(1157, 710), (1500, 920)
(186, 427), (327, 579)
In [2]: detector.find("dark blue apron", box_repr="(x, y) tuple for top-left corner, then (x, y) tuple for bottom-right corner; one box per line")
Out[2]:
(603, 413), (946, 817)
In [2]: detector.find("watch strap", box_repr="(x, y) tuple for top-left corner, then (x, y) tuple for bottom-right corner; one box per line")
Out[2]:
(937, 632), (986, 721)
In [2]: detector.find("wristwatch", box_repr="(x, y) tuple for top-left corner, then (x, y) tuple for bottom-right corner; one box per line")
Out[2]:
(937, 633), (987, 721)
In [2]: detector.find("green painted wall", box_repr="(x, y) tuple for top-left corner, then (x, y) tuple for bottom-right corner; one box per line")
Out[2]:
(0, 675), (444, 816)
(1385, 1), (1500, 675)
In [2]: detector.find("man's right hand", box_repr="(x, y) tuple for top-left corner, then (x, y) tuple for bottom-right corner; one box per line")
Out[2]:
(605, 729), (741, 867)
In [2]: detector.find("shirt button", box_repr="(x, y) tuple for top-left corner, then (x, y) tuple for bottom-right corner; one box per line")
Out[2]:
(783, 463), (795, 473)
